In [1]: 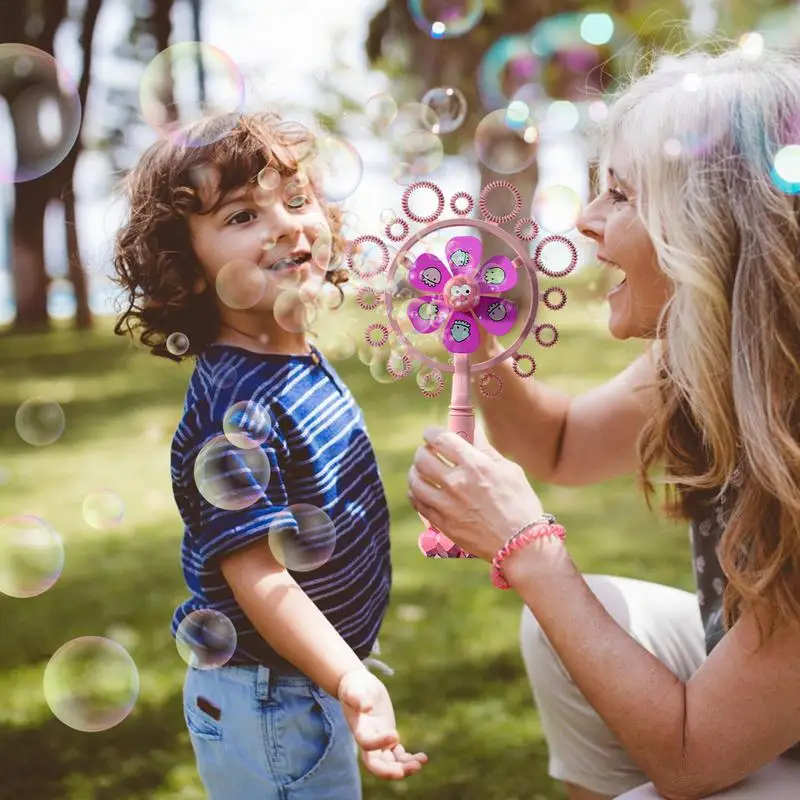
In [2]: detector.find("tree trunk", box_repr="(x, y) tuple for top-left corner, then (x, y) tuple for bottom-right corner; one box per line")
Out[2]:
(12, 179), (51, 330)
(59, 0), (103, 330)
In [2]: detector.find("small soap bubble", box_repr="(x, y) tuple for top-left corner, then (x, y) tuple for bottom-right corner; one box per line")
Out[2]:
(223, 400), (273, 449)
(0, 515), (64, 598)
(531, 185), (582, 233)
(15, 398), (65, 447)
(257, 166), (281, 190)
(421, 86), (467, 134)
(175, 608), (237, 670)
(393, 130), (443, 177)
(369, 351), (398, 384)
(365, 93), (398, 132)
(82, 489), (124, 530)
(216, 259), (268, 310)
(194, 435), (270, 511)
(274, 289), (317, 334)
(212, 362), (238, 390)
(268, 504), (336, 572)
(474, 109), (539, 174)
(380, 208), (398, 225)
(322, 332), (356, 361)
(43, 636), (139, 732)
(408, 0), (485, 39)
(308, 136), (363, 202)
(166, 332), (190, 356)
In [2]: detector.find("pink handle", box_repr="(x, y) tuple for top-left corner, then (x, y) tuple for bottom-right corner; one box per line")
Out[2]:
(418, 354), (477, 559)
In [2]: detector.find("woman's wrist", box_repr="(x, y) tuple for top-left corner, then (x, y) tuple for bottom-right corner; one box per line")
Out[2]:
(491, 515), (568, 589)
(502, 534), (568, 587)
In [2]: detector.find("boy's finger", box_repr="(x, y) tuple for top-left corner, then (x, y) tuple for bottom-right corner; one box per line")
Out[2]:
(355, 727), (399, 751)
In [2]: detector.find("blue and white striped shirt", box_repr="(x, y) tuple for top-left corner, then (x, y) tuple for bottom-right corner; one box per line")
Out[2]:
(170, 343), (392, 671)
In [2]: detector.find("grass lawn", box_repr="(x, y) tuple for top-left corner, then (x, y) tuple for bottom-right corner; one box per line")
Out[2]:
(0, 294), (695, 799)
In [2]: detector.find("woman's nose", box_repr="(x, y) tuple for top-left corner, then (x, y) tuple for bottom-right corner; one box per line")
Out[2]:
(576, 194), (604, 244)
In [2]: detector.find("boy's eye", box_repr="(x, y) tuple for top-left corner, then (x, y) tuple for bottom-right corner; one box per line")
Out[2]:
(287, 195), (310, 209)
(227, 210), (256, 225)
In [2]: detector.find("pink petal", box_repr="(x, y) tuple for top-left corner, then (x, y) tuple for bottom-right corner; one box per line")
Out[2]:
(408, 295), (448, 334)
(475, 297), (517, 336)
(445, 236), (482, 277)
(409, 253), (451, 294)
(477, 255), (517, 294)
(442, 311), (480, 354)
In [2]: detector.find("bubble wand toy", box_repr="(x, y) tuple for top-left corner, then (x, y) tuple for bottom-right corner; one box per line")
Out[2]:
(349, 179), (577, 558)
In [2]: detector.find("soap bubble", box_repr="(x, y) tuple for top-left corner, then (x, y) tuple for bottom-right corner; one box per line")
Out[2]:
(393, 130), (443, 177)
(365, 93), (398, 132)
(82, 489), (125, 530)
(421, 86), (467, 134)
(166, 332), (190, 356)
(408, 0), (485, 39)
(478, 35), (541, 111)
(531, 185), (582, 233)
(274, 289), (317, 333)
(474, 109), (539, 174)
(216, 259), (267, 310)
(268, 504), (336, 572)
(0, 45), (82, 183)
(15, 398), (65, 447)
(307, 136), (363, 202)
(43, 637), (139, 732)
(194, 435), (270, 511)
(223, 400), (273, 449)
(176, 608), (237, 669)
(0, 515), (64, 598)
(140, 42), (245, 146)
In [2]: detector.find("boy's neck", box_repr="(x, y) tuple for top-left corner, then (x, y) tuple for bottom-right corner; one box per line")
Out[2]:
(215, 322), (311, 356)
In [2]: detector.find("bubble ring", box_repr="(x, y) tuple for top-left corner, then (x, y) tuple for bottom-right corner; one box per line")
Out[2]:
(385, 218), (409, 242)
(347, 235), (390, 278)
(386, 353), (413, 379)
(535, 323), (559, 348)
(479, 371), (504, 399)
(480, 180), (522, 225)
(418, 369), (445, 398)
(542, 287), (568, 311)
(356, 285), (381, 312)
(512, 353), (537, 379)
(535, 235), (578, 278)
(514, 217), (540, 241)
(365, 322), (390, 348)
(401, 180), (445, 224)
(449, 191), (474, 217)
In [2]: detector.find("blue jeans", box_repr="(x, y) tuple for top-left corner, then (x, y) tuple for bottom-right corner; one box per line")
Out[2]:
(183, 663), (362, 799)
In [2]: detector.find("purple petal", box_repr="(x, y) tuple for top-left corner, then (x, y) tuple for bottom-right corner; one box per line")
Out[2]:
(408, 295), (448, 334)
(442, 311), (480, 354)
(409, 253), (451, 294)
(475, 297), (517, 336)
(445, 236), (482, 277)
(477, 255), (517, 294)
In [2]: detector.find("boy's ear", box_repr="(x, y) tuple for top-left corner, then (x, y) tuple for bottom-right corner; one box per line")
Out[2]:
(192, 274), (208, 294)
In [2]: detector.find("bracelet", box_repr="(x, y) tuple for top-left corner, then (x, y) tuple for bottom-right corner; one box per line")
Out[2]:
(490, 513), (566, 590)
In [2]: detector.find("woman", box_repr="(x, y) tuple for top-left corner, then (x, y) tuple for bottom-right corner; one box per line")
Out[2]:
(408, 42), (800, 800)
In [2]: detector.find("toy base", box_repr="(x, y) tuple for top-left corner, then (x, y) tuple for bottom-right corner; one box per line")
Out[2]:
(418, 527), (477, 559)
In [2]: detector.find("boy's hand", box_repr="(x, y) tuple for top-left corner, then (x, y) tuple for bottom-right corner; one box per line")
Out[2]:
(337, 668), (428, 780)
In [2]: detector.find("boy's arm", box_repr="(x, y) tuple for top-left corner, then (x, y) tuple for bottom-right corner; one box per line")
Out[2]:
(220, 540), (365, 696)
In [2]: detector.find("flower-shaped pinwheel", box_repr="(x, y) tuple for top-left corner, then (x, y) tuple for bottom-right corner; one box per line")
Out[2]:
(407, 235), (518, 353)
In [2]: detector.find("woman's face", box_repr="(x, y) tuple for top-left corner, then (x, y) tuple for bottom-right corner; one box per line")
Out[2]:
(576, 148), (672, 339)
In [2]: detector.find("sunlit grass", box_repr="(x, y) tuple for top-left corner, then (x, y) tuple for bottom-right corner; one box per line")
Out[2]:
(0, 298), (692, 799)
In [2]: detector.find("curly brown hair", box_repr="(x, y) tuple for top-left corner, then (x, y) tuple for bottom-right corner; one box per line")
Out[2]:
(111, 111), (349, 362)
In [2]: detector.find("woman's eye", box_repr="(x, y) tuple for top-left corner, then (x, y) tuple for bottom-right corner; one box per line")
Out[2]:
(287, 195), (310, 209)
(227, 210), (256, 225)
(607, 188), (628, 205)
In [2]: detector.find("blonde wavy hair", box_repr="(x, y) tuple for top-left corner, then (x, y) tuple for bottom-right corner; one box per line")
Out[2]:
(591, 38), (800, 646)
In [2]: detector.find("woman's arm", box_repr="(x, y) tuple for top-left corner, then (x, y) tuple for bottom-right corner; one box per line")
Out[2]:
(504, 541), (800, 800)
(473, 340), (661, 487)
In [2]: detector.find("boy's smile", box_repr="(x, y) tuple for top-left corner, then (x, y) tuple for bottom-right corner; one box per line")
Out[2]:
(187, 168), (331, 351)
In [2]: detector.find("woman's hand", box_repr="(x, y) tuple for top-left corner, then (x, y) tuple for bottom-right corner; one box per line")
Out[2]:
(407, 425), (545, 562)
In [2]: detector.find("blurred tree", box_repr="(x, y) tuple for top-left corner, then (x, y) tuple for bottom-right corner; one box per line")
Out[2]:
(365, 0), (796, 261)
